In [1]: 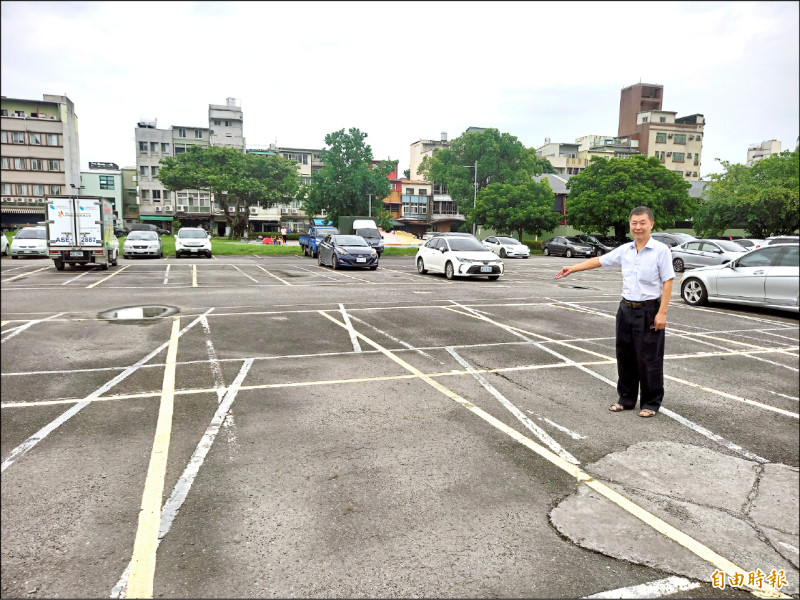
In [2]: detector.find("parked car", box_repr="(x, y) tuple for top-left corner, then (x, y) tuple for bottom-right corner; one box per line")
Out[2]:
(416, 235), (503, 280)
(542, 236), (594, 258)
(670, 239), (748, 272)
(9, 226), (48, 259)
(422, 231), (437, 240)
(317, 234), (378, 270)
(680, 243), (798, 312)
(1, 233), (8, 256)
(130, 223), (169, 236)
(123, 230), (163, 259)
(651, 232), (697, 248)
(574, 234), (618, 256)
(354, 226), (384, 256)
(732, 238), (765, 251)
(482, 236), (530, 258)
(114, 227), (130, 237)
(175, 227), (212, 258)
(765, 235), (800, 245)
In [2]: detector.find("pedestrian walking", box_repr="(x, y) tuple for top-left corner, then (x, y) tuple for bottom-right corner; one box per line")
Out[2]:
(554, 206), (674, 418)
(281, 226), (287, 244)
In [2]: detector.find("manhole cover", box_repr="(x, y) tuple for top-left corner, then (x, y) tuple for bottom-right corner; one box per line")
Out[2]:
(99, 305), (178, 321)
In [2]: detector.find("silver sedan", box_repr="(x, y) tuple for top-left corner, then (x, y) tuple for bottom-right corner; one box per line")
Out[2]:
(482, 236), (530, 258)
(680, 244), (798, 312)
(670, 239), (747, 272)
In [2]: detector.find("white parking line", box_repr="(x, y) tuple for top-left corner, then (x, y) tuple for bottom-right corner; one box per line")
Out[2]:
(339, 304), (362, 353)
(61, 270), (94, 285)
(233, 265), (258, 282)
(1, 312), (65, 344)
(162, 264), (170, 285)
(583, 576), (700, 598)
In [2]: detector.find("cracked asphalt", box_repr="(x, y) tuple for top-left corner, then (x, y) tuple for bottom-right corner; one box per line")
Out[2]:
(1, 254), (798, 599)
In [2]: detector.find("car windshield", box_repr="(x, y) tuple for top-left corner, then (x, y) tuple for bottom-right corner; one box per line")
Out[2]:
(565, 237), (583, 243)
(355, 228), (380, 238)
(315, 228), (338, 237)
(127, 231), (158, 241)
(447, 238), (487, 252)
(16, 229), (46, 239)
(334, 235), (369, 247)
(579, 235), (597, 242)
(497, 237), (521, 244)
(178, 229), (207, 239)
(715, 240), (746, 252)
(597, 236), (617, 243)
(672, 233), (696, 243)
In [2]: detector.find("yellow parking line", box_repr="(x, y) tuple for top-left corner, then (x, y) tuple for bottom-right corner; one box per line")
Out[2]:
(87, 265), (129, 288)
(318, 309), (789, 600)
(126, 317), (180, 599)
(2, 265), (50, 282)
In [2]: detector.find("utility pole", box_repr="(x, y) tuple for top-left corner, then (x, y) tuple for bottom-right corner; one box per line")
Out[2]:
(463, 161), (477, 235)
(367, 194), (373, 216)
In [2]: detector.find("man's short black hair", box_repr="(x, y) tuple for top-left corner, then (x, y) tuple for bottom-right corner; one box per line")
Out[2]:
(630, 206), (654, 222)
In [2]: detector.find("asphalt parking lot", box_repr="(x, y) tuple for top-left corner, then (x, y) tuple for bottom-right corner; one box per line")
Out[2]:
(2, 254), (798, 599)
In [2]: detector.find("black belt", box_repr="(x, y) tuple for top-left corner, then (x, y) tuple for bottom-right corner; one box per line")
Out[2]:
(621, 297), (661, 308)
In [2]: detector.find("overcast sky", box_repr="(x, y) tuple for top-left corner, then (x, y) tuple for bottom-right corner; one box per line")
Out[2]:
(2, 1), (797, 178)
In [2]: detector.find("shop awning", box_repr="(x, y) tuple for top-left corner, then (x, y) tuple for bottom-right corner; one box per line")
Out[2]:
(140, 216), (174, 221)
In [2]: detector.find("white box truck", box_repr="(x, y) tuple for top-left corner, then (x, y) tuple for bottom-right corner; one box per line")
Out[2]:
(45, 196), (119, 270)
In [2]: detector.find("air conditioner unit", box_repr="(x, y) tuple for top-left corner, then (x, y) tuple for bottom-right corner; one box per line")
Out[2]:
(49, 116), (57, 120)
(668, 134), (673, 138)
(249, 207), (258, 214)
(689, 135), (694, 140)
(37, 199), (46, 204)
(280, 208), (288, 214)
(291, 208), (298, 214)
(666, 152), (672, 156)
(164, 205), (172, 211)
(228, 207), (235, 213)
(177, 205), (188, 212)
(16, 198), (26, 203)
(27, 198), (36, 203)
(154, 206), (162, 212)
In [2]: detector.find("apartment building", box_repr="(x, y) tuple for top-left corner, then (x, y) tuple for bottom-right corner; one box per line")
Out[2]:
(1, 94), (80, 229)
(81, 162), (123, 229)
(121, 165), (139, 228)
(536, 138), (588, 175)
(618, 83), (705, 181)
(578, 137), (640, 162)
(209, 98), (245, 149)
(746, 139), (781, 166)
(409, 133), (449, 188)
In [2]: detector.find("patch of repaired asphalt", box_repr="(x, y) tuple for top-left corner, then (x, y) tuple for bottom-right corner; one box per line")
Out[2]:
(550, 442), (799, 595)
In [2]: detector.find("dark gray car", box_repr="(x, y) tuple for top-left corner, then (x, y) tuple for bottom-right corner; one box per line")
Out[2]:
(542, 236), (594, 258)
(317, 235), (378, 270)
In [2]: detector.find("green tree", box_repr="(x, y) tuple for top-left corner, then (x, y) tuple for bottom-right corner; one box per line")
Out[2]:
(302, 128), (393, 225)
(474, 179), (561, 241)
(159, 146), (300, 237)
(417, 128), (555, 230)
(376, 208), (394, 232)
(694, 148), (799, 237)
(566, 155), (694, 238)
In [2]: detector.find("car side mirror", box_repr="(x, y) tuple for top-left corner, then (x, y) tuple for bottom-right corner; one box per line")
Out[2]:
(440, 247), (447, 253)
(714, 249), (723, 254)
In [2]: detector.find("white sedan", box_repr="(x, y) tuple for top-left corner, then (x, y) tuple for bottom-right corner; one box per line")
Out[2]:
(680, 243), (798, 312)
(416, 235), (503, 280)
(482, 236), (530, 258)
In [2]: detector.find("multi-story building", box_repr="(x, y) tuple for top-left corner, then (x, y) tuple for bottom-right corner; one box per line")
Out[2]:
(121, 165), (139, 228)
(81, 162), (123, 229)
(1, 94), (80, 229)
(746, 139), (781, 166)
(209, 98), (244, 150)
(536, 138), (588, 175)
(579, 137), (640, 162)
(409, 133), (449, 190)
(617, 83), (705, 181)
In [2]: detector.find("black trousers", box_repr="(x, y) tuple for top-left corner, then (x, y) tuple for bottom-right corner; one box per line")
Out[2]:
(615, 301), (666, 412)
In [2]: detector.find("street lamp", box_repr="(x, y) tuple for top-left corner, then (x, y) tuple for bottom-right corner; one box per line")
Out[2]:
(463, 161), (477, 235)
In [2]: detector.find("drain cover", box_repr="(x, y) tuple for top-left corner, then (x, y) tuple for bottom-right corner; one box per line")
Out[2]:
(99, 305), (178, 321)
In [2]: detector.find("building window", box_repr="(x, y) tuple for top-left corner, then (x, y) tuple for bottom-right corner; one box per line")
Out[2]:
(152, 190), (161, 200)
(141, 189), (150, 199)
(47, 134), (59, 146)
(642, 116), (648, 123)
(50, 185), (61, 195)
(162, 143), (170, 153)
(656, 132), (666, 143)
(13, 132), (25, 144)
(1, 157), (9, 169)
(29, 133), (42, 145)
(151, 166), (159, 178)
(673, 152), (685, 162)
(16, 184), (27, 195)
(178, 128), (186, 138)
(33, 184), (44, 196)
(150, 142), (159, 152)
(194, 129), (202, 139)
(224, 121), (231, 126)
(659, 117), (666, 123)
(2, 183), (10, 194)
(0, 131), (6, 143)
(99, 175), (114, 190)
(673, 134), (687, 144)
(14, 158), (26, 169)
(406, 188), (415, 195)
(175, 146), (186, 154)
(140, 165), (149, 176)
(139, 141), (148, 152)
(214, 120), (220, 125)
(30, 158), (43, 170)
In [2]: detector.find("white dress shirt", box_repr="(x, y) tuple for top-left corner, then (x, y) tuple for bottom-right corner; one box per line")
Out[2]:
(598, 238), (675, 301)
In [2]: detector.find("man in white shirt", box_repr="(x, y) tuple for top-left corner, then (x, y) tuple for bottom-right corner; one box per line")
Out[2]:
(555, 206), (675, 418)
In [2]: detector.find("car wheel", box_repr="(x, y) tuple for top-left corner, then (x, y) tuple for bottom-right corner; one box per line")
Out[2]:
(596, 249), (604, 257)
(566, 249), (573, 258)
(54, 259), (64, 270)
(488, 275), (500, 281)
(369, 265), (377, 270)
(318, 252), (323, 266)
(123, 254), (129, 260)
(302, 245), (308, 257)
(417, 258), (427, 274)
(673, 258), (684, 272)
(445, 261), (455, 280)
(543, 247), (550, 256)
(11, 255), (18, 259)
(332, 255), (338, 270)
(500, 249), (507, 258)
(101, 262), (109, 271)
(207, 252), (212, 258)
(681, 278), (708, 306)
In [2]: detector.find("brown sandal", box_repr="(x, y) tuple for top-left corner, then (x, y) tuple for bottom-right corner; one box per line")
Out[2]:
(639, 409), (657, 418)
(609, 404), (633, 412)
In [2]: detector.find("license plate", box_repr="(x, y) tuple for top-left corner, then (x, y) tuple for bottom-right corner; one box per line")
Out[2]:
(190, 248), (198, 252)
(69, 251), (84, 257)
(356, 257), (366, 263)
(480, 266), (492, 273)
